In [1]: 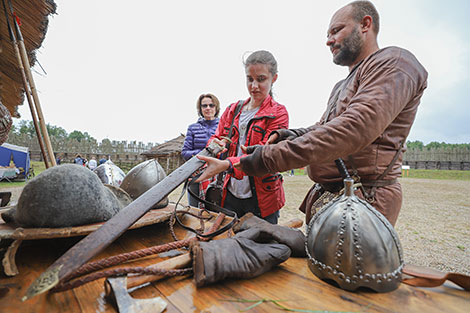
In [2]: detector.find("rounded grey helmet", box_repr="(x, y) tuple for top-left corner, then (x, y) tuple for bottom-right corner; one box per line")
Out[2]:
(120, 159), (169, 209)
(93, 160), (126, 187)
(306, 178), (403, 292)
(12, 164), (125, 228)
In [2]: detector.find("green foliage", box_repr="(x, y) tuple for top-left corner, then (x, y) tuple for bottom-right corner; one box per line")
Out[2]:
(406, 140), (424, 150)
(406, 140), (470, 151)
(69, 130), (86, 142)
(10, 119), (97, 143)
(46, 124), (68, 139)
(17, 120), (36, 137)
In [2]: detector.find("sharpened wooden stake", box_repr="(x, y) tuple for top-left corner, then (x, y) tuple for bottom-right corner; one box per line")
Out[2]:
(1, 0), (49, 168)
(8, 0), (56, 166)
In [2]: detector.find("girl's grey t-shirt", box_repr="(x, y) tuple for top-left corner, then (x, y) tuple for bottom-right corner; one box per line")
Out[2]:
(228, 107), (259, 199)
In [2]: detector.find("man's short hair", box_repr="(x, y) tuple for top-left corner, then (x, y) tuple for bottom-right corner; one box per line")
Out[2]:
(349, 1), (380, 34)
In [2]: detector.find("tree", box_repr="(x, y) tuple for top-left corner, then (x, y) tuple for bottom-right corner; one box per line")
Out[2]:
(46, 124), (68, 139)
(68, 130), (96, 142)
(426, 141), (443, 150)
(17, 120), (35, 137)
(406, 140), (424, 150)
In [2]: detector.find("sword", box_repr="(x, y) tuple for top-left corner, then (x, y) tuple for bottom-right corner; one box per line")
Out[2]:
(22, 141), (224, 301)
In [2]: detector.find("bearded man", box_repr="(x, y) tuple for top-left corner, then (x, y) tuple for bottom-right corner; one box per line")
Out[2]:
(198, 1), (427, 226)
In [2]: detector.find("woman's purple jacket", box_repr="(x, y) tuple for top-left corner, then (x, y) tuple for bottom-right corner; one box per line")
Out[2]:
(181, 117), (220, 160)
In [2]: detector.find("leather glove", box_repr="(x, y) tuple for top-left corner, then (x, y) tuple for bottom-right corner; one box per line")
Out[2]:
(269, 128), (309, 144)
(233, 213), (307, 257)
(190, 232), (291, 287)
(239, 145), (269, 177)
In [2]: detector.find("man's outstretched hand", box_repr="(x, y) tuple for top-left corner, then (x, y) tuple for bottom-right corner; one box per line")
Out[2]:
(238, 145), (269, 177)
(195, 156), (230, 182)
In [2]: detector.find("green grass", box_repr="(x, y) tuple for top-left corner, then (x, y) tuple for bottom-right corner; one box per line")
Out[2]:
(285, 168), (470, 180)
(401, 169), (470, 180)
(0, 161), (47, 189)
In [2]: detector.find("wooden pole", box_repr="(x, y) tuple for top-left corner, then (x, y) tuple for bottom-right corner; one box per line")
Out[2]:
(8, 0), (56, 166)
(1, 0), (49, 168)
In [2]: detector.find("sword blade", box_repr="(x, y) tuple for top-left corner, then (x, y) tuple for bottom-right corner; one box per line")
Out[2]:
(23, 143), (222, 300)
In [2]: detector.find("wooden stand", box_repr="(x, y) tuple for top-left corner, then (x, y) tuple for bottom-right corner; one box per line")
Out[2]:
(0, 205), (179, 276)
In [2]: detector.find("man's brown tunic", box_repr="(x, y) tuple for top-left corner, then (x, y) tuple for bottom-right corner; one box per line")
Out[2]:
(261, 47), (428, 225)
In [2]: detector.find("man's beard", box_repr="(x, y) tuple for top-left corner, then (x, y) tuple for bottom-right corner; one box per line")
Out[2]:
(333, 27), (363, 66)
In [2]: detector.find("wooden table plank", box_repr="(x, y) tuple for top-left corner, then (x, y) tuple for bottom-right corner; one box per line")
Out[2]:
(0, 208), (468, 313)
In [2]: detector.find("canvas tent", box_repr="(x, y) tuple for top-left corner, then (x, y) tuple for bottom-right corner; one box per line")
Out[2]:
(0, 143), (30, 180)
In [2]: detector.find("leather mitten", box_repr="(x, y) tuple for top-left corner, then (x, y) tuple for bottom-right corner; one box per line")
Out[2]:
(233, 213), (307, 257)
(190, 235), (291, 287)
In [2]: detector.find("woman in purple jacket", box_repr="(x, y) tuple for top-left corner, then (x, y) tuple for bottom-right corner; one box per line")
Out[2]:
(182, 93), (220, 207)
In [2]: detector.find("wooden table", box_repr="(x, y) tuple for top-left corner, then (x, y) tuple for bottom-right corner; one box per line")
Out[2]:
(0, 206), (468, 313)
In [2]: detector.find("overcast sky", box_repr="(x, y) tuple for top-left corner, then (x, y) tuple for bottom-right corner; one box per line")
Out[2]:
(17, 0), (469, 145)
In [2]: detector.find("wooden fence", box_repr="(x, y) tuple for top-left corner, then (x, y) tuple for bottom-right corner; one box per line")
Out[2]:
(403, 147), (470, 170)
(7, 135), (157, 172)
(9, 136), (470, 172)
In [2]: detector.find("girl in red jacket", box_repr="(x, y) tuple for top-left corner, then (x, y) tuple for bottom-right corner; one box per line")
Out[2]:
(199, 50), (288, 224)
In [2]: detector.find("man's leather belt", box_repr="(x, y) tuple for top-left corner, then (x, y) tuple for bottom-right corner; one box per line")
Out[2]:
(361, 178), (398, 188)
(320, 178), (398, 193)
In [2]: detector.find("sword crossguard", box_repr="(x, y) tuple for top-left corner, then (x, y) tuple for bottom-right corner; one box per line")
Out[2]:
(206, 140), (225, 156)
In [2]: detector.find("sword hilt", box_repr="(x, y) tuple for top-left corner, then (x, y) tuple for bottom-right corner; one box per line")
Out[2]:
(335, 158), (351, 180)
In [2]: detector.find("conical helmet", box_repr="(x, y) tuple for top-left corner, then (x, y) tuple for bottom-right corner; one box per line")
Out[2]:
(120, 159), (168, 209)
(306, 178), (403, 292)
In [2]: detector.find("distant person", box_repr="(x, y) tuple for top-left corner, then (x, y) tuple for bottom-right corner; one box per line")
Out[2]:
(99, 157), (108, 165)
(56, 155), (62, 165)
(181, 93), (220, 207)
(88, 156), (97, 171)
(197, 1), (427, 226)
(74, 154), (84, 166)
(198, 50), (289, 224)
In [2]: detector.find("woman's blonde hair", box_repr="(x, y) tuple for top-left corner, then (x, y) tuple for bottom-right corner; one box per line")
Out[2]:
(197, 93), (220, 117)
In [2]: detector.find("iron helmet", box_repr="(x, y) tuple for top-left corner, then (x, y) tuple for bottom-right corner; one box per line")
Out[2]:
(306, 178), (403, 292)
(120, 159), (169, 209)
(93, 160), (126, 187)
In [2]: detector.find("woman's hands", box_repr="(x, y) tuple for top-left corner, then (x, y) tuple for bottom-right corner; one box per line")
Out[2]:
(195, 156), (231, 182)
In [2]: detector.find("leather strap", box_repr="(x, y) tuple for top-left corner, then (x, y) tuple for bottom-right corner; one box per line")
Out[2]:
(361, 178), (398, 187)
(402, 264), (470, 291)
(177, 173), (238, 238)
(214, 100), (244, 188)
(348, 141), (404, 202)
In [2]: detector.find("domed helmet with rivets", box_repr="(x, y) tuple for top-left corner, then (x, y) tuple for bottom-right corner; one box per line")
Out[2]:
(120, 159), (169, 209)
(306, 178), (403, 292)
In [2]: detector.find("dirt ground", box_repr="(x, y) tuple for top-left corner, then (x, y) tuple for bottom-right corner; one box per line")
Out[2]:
(279, 175), (470, 275)
(2, 175), (469, 275)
